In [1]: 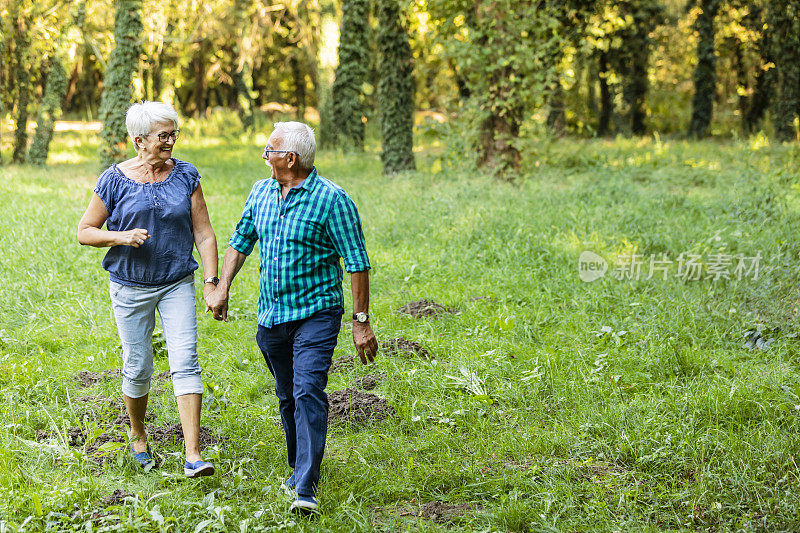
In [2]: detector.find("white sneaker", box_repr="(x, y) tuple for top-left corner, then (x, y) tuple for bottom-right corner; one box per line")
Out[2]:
(290, 495), (318, 514)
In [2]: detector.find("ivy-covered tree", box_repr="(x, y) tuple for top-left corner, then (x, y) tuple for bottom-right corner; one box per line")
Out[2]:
(377, 0), (415, 174)
(427, 0), (568, 175)
(769, 0), (800, 141)
(11, 1), (31, 164)
(330, 0), (370, 151)
(741, 2), (773, 133)
(688, 0), (721, 138)
(98, 0), (142, 167)
(28, 56), (68, 165)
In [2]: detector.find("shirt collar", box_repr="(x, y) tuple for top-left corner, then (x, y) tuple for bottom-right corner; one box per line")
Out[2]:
(269, 167), (318, 193)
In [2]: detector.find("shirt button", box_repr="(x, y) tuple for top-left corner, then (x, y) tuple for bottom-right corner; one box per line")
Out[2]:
(274, 298), (278, 302)
(273, 257), (277, 261)
(280, 215), (284, 219)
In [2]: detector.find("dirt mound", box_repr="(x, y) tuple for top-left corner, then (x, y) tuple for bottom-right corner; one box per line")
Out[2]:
(380, 337), (433, 359)
(36, 423), (221, 455)
(75, 369), (121, 388)
(397, 299), (458, 318)
(74, 395), (125, 413)
(102, 490), (135, 507)
(419, 501), (477, 523)
(113, 411), (155, 427)
(328, 388), (394, 425)
(147, 424), (220, 448)
(329, 355), (355, 374)
(373, 501), (480, 524)
(36, 427), (85, 446)
(353, 373), (384, 390)
(85, 432), (126, 456)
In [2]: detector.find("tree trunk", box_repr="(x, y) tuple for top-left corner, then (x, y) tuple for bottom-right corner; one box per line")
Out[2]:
(688, 0), (720, 138)
(770, 1), (800, 141)
(290, 55), (306, 120)
(476, 64), (522, 175)
(11, 5), (30, 164)
(598, 51), (612, 137)
(193, 39), (208, 116)
(331, 0), (370, 150)
(546, 82), (566, 137)
(377, 0), (416, 174)
(29, 56), (68, 165)
(628, 47), (648, 135)
(97, 0), (143, 167)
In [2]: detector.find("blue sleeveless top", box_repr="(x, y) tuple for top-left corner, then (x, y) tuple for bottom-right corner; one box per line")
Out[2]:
(94, 158), (200, 287)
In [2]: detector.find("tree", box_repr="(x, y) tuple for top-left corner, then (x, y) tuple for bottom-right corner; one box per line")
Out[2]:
(768, 0), (800, 141)
(377, 0), (416, 174)
(427, 0), (568, 175)
(11, 0), (31, 164)
(28, 56), (68, 165)
(98, 0), (143, 167)
(330, 0), (370, 150)
(688, 0), (721, 138)
(741, 2), (773, 133)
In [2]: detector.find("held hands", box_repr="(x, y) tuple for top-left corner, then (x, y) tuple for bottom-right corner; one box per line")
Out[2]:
(120, 228), (150, 248)
(353, 321), (378, 364)
(204, 287), (229, 322)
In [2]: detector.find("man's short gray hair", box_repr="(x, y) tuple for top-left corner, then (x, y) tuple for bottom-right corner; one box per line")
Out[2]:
(126, 101), (179, 146)
(273, 121), (316, 169)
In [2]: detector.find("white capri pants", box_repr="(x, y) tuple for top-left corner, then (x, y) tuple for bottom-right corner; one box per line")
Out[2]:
(109, 274), (203, 398)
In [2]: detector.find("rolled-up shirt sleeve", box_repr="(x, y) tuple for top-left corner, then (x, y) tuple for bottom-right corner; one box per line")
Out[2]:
(325, 192), (370, 273)
(229, 188), (259, 256)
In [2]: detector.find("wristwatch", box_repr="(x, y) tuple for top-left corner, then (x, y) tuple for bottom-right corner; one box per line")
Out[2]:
(352, 312), (369, 323)
(204, 276), (220, 285)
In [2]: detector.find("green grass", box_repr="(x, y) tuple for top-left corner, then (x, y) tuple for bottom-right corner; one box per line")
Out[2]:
(1, 126), (800, 531)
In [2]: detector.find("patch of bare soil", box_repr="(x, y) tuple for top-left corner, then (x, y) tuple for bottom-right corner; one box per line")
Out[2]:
(102, 490), (135, 507)
(35, 423), (221, 457)
(85, 432), (126, 456)
(374, 501), (480, 524)
(329, 355), (355, 374)
(420, 501), (477, 523)
(380, 337), (433, 359)
(328, 388), (394, 425)
(397, 299), (458, 318)
(75, 369), (121, 388)
(74, 395), (125, 412)
(36, 427), (86, 446)
(113, 411), (155, 427)
(353, 373), (383, 391)
(147, 424), (221, 448)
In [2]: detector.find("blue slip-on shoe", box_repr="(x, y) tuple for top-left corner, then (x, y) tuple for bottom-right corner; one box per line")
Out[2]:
(131, 446), (155, 470)
(184, 459), (215, 478)
(290, 495), (318, 514)
(280, 473), (296, 492)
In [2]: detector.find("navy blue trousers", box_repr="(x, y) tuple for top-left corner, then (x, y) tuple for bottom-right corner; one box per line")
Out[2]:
(256, 305), (343, 497)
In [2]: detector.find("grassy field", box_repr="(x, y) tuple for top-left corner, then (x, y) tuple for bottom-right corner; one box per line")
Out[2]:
(1, 124), (800, 531)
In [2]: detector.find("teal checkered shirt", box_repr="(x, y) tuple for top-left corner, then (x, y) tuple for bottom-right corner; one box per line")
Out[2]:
(229, 167), (370, 327)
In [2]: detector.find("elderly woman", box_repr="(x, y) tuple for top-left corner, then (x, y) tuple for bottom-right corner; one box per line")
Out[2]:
(77, 101), (218, 477)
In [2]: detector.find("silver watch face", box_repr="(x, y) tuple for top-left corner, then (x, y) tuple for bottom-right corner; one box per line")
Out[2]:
(355, 312), (368, 323)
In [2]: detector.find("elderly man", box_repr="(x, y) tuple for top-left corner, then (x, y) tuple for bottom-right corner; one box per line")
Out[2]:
(207, 121), (378, 513)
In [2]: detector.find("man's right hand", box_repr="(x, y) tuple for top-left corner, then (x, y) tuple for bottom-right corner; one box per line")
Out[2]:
(205, 288), (229, 322)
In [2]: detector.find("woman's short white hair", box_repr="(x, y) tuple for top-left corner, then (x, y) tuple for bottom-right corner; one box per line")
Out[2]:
(126, 101), (179, 146)
(273, 122), (316, 169)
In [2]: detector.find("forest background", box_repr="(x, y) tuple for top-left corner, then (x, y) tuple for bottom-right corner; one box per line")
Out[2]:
(1, 0), (799, 173)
